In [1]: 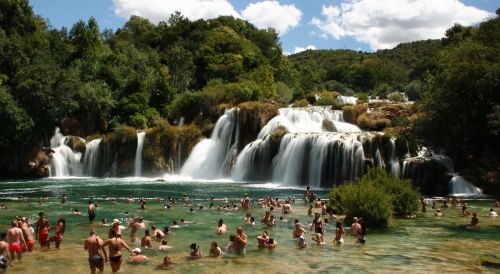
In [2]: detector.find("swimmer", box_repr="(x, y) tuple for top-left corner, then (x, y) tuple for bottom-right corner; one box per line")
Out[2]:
(233, 227), (248, 254)
(311, 233), (325, 245)
(298, 236), (307, 249)
(128, 248), (148, 264)
(158, 239), (172, 252)
(190, 243), (202, 258)
(266, 238), (277, 249)
(217, 219), (227, 235)
(157, 256), (172, 269)
(128, 217), (144, 243)
(101, 230), (132, 273)
(256, 231), (269, 248)
(293, 222), (307, 238)
(334, 221), (344, 245)
(170, 221), (180, 229)
(434, 209), (443, 217)
(7, 220), (25, 261)
(282, 201), (292, 214)
(84, 230), (108, 274)
(88, 200), (95, 224)
(351, 217), (361, 236)
(48, 218), (65, 249)
(141, 230), (153, 249)
(0, 233), (9, 270)
(471, 212), (479, 225)
(209, 241), (222, 257)
(151, 225), (165, 239)
(489, 208), (497, 217)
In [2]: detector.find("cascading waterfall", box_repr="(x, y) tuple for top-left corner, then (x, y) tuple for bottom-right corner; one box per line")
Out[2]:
(134, 132), (146, 177)
(258, 107), (360, 138)
(49, 128), (83, 177)
(180, 108), (239, 179)
(338, 96), (358, 105)
(82, 139), (101, 177)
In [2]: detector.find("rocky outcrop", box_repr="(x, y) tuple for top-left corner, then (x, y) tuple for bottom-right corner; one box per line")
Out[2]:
(237, 101), (279, 151)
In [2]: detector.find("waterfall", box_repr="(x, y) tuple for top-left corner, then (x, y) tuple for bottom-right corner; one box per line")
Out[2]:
(49, 128), (83, 177)
(449, 176), (482, 196)
(258, 107), (360, 138)
(180, 108), (239, 179)
(134, 132), (146, 177)
(389, 139), (400, 177)
(82, 139), (101, 177)
(338, 96), (358, 105)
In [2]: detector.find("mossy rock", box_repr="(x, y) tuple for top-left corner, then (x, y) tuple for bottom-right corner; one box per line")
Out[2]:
(237, 101), (279, 151)
(342, 104), (367, 125)
(270, 126), (288, 143)
(322, 119), (337, 132)
(357, 113), (391, 131)
(65, 136), (87, 155)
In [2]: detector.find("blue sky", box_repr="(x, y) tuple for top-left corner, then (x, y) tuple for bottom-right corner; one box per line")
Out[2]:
(30, 0), (498, 54)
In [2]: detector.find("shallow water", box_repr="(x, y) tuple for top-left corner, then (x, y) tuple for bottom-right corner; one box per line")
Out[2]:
(0, 178), (498, 274)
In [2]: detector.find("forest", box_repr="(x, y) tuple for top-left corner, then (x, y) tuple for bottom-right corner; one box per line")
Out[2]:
(0, 0), (498, 190)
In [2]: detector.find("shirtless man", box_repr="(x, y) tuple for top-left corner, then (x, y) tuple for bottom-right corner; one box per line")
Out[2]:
(141, 230), (153, 249)
(158, 239), (172, 252)
(209, 241), (222, 257)
(282, 201), (292, 214)
(256, 231), (269, 248)
(84, 230), (108, 274)
(216, 219), (227, 235)
(0, 232), (10, 270)
(241, 194), (251, 210)
(233, 227), (248, 255)
(101, 230), (132, 273)
(20, 219), (35, 252)
(7, 220), (26, 262)
(351, 217), (361, 236)
(293, 222), (307, 238)
(35, 212), (50, 244)
(88, 200), (96, 225)
(128, 248), (148, 264)
(128, 217), (144, 243)
(151, 226), (164, 239)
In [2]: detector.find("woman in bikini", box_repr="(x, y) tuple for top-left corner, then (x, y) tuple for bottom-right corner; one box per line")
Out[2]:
(334, 221), (344, 245)
(101, 230), (132, 273)
(48, 218), (65, 249)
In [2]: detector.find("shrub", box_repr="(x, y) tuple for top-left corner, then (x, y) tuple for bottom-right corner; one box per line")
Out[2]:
(357, 93), (369, 103)
(343, 104), (367, 124)
(305, 92), (317, 105)
(388, 92), (406, 102)
(357, 113), (391, 130)
(362, 168), (420, 216)
(292, 99), (309, 107)
(329, 179), (393, 228)
(316, 96), (340, 107)
(328, 168), (420, 228)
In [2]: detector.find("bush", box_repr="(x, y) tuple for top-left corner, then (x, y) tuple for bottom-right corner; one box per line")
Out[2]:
(316, 96), (340, 107)
(292, 99), (309, 107)
(362, 168), (420, 216)
(329, 178), (393, 228)
(305, 92), (317, 105)
(328, 168), (420, 228)
(357, 113), (391, 130)
(388, 92), (406, 102)
(343, 104), (367, 124)
(357, 93), (369, 103)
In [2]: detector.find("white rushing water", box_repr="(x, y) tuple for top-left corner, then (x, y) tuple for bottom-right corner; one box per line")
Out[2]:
(134, 132), (146, 177)
(49, 128), (83, 177)
(82, 139), (101, 177)
(180, 108), (239, 179)
(258, 107), (360, 138)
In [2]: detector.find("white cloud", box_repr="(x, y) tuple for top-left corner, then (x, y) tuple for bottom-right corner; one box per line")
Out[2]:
(310, 0), (493, 50)
(113, 0), (239, 23)
(293, 44), (317, 54)
(241, 1), (302, 35)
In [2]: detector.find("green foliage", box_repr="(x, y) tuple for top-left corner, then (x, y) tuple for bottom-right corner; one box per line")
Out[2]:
(329, 177), (393, 228)
(292, 99), (309, 108)
(168, 91), (209, 123)
(328, 168), (420, 228)
(414, 16), (500, 160)
(315, 96), (340, 107)
(0, 85), (33, 147)
(387, 92), (405, 102)
(274, 82), (293, 105)
(404, 80), (422, 101)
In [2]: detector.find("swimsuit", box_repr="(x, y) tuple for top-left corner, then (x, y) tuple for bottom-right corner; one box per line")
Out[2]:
(8, 242), (22, 252)
(39, 228), (49, 246)
(89, 211), (95, 221)
(109, 255), (122, 263)
(89, 255), (104, 268)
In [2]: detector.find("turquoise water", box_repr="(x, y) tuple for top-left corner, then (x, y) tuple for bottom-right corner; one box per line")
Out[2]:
(0, 177), (498, 273)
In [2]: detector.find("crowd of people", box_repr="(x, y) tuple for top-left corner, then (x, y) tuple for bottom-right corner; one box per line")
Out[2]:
(0, 188), (497, 273)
